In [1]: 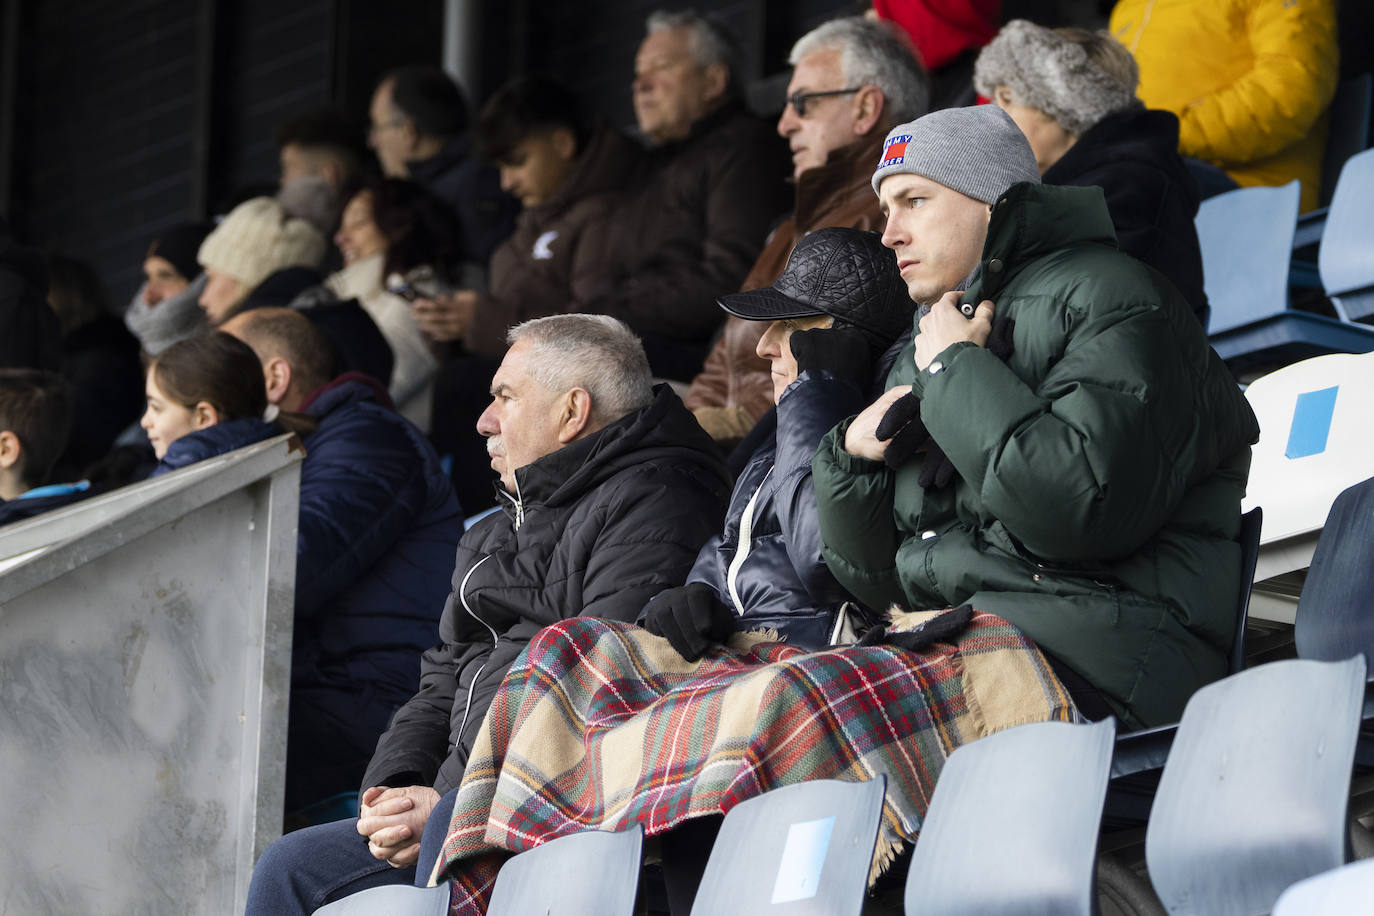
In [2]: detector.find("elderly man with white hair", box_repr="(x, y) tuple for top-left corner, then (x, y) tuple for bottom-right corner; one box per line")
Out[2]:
(245, 314), (731, 914)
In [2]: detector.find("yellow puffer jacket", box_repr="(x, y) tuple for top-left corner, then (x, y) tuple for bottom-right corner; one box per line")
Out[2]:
(1110, 0), (1337, 211)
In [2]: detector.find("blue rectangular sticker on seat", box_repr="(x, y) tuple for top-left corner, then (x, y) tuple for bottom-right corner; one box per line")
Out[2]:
(770, 816), (835, 904)
(1285, 386), (1339, 459)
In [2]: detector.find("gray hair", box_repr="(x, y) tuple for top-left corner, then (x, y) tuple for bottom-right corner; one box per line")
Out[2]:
(507, 314), (654, 422)
(647, 9), (740, 91)
(790, 16), (930, 126)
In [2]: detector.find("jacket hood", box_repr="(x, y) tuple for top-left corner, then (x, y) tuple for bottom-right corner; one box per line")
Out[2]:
(513, 384), (726, 508)
(301, 372), (394, 417)
(967, 181), (1118, 302)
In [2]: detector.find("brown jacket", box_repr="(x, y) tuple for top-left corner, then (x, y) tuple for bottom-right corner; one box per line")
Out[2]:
(685, 134), (887, 436)
(465, 125), (647, 360)
(585, 101), (791, 380)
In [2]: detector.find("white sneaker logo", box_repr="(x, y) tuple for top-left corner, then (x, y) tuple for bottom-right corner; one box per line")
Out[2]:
(532, 231), (558, 260)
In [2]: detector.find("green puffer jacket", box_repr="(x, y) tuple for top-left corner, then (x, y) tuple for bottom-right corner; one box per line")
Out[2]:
(813, 182), (1258, 729)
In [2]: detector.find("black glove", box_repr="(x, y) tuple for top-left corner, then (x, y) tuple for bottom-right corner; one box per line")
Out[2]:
(788, 326), (873, 385)
(856, 605), (975, 653)
(642, 583), (737, 662)
(874, 392), (931, 470)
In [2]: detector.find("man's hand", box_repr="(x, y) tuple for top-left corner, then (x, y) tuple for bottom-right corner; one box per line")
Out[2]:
(412, 290), (479, 342)
(356, 785), (442, 868)
(844, 385), (914, 461)
(913, 292), (994, 371)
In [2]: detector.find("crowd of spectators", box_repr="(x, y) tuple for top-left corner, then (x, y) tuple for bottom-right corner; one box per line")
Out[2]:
(0, 1), (1353, 912)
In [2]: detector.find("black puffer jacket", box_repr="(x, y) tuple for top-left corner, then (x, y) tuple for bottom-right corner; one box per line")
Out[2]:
(1043, 106), (1209, 327)
(362, 386), (731, 795)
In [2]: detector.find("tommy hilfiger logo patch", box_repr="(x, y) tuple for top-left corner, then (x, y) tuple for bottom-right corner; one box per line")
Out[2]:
(880, 134), (912, 165)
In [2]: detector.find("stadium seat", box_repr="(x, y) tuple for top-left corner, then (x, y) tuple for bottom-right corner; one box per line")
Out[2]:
(1316, 147), (1374, 322)
(1241, 353), (1374, 589)
(487, 825), (644, 916)
(1144, 657), (1367, 916)
(690, 776), (885, 916)
(1293, 72), (1373, 248)
(902, 719), (1115, 915)
(1272, 857), (1374, 915)
(1200, 181), (1374, 371)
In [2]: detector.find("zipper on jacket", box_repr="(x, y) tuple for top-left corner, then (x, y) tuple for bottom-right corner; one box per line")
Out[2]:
(725, 469), (771, 616)
(510, 475), (525, 530)
(455, 554), (498, 743)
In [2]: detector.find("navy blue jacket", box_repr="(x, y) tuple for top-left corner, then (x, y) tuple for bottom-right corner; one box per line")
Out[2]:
(407, 133), (519, 265)
(685, 368), (875, 651)
(294, 375), (462, 704)
(149, 417), (280, 477)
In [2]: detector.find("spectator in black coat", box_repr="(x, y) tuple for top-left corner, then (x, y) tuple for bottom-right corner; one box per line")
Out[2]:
(43, 254), (144, 481)
(244, 314), (730, 916)
(222, 307), (461, 820)
(974, 19), (1210, 326)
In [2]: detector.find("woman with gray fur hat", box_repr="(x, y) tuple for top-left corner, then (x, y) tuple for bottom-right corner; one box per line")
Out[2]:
(974, 20), (1208, 326)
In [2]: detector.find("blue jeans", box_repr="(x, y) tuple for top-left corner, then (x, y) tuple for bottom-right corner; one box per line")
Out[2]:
(245, 788), (458, 915)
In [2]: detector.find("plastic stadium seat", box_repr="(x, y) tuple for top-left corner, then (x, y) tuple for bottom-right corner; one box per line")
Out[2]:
(487, 825), (643, 916)
(1292, 475), (1374, 672)
(1241, 353), (1374, 556)
(690, 777), (886, 916)
(903, 719), (1115, 915)
(1317, 147), (1374, 322)
(1200, 181), (1374, 370)
(1145, 657), (1367, 916)
(1292, 72), (1373, 248)
(1272, 857), (1374, 915)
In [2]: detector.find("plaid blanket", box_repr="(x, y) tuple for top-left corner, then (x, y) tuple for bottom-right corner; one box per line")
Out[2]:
(434, 610), (1077, 913)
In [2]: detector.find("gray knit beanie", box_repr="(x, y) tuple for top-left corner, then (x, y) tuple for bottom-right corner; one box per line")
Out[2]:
(197, 197), (326, 291)
(972, 20), (1138, 136)
(871, 106), (1041, 202)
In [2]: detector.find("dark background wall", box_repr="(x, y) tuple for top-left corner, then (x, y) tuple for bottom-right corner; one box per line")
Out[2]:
(0, 0), (1098, 308)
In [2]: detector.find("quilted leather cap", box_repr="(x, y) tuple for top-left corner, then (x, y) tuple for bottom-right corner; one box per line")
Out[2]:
(719, 227), (914, 347)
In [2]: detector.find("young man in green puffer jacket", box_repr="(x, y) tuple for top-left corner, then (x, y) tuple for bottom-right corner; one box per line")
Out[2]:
(813, 105), (1258, 729)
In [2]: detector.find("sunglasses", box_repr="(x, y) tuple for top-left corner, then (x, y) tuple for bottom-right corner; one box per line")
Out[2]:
(786, 87), (862, 118)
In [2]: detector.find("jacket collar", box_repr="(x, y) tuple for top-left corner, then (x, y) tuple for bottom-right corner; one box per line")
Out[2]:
(405, 133), (472, 185)
(300, 372), (395, 417)
(504, 384), (723, 510)
(965, 182), (1118, 302)
(793, 132), (885, 230)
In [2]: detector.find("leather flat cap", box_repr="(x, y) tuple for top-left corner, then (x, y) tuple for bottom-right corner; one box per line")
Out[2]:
(718, 227), (913, 347)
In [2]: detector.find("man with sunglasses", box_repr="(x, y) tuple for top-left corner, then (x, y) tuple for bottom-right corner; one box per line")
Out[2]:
(684, 16), (929, 445)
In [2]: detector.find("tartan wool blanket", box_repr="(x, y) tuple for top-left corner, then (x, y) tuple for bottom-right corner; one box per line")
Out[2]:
(433, 610), (1078, 913)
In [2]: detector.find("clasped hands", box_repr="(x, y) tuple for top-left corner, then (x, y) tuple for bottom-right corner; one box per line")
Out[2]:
(356, 784), (441, 868)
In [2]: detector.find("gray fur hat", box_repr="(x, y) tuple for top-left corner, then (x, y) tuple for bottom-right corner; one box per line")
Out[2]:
(871, 106), (1040, 203)
(973, 19), (1138, 136)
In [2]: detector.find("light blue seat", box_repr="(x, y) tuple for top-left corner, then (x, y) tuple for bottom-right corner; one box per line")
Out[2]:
(1272, 857), (1374, 915)
(487, 825), (643, 916)
(690, 777), (886, 916)
(903, 719), (1116, 915)
(1317, 146), (1374, 322)
(313, 824), (644, 916)
(1202, 181), (1374, 371)
(1292, 72), (1373, 248)
(1145, 657), (1367, 916)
